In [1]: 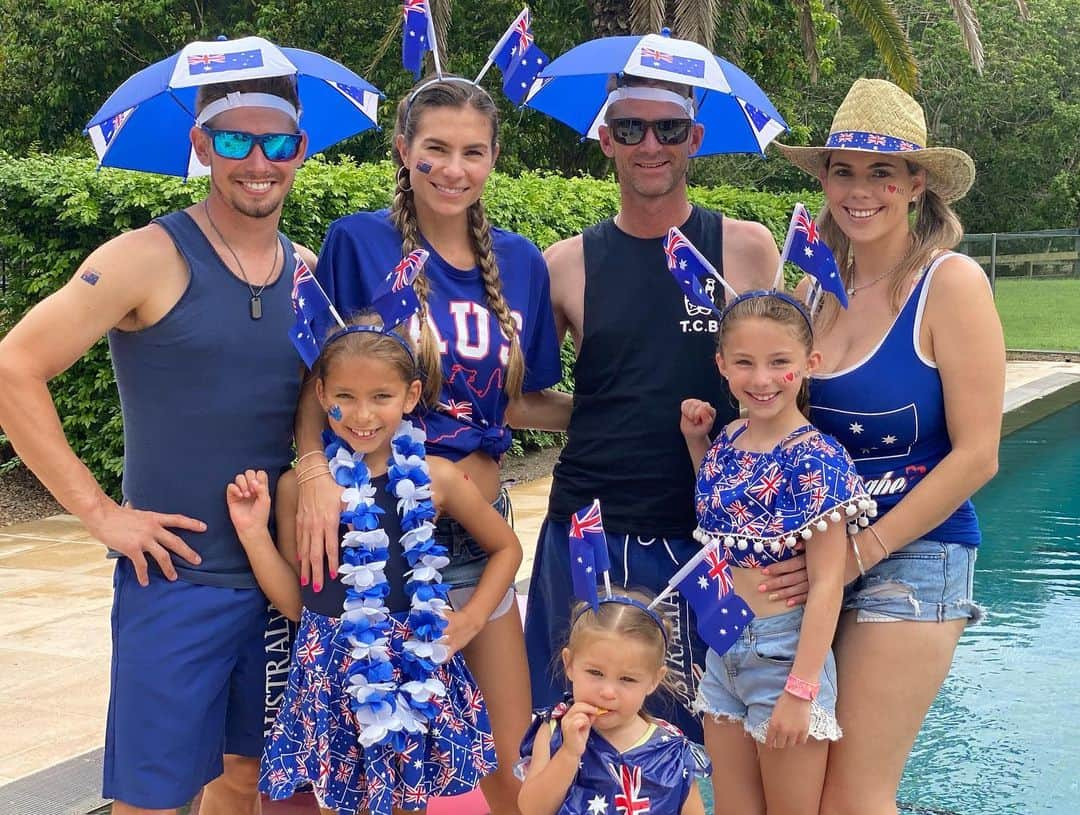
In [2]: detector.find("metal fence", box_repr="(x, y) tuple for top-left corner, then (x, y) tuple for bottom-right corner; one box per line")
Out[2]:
(958, 228), (1080, 289)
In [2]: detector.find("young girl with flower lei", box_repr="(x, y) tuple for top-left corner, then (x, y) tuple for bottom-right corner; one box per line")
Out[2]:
(227, 320), (521, 815)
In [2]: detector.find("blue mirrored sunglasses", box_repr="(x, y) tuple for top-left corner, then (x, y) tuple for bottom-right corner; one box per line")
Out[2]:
(201, 127), (304, 162)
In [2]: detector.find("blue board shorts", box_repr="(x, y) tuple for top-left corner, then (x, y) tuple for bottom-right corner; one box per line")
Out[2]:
(844, 538), (985, 624)
(524, 518), (708, 744)
(103, 558), (270, 809)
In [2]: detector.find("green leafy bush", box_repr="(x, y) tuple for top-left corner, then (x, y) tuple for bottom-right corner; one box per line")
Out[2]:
(0, 153), (821, 494)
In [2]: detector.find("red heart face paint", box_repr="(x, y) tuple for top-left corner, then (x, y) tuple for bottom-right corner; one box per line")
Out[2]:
(884, 183), (904, 196)
(784, 372), (796, 382)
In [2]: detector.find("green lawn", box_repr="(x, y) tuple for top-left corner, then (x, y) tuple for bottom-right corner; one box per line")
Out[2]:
(993, 277), (1080, 351)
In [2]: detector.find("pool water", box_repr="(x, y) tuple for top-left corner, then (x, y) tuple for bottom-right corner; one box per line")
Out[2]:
(898, 401), (1080, 814)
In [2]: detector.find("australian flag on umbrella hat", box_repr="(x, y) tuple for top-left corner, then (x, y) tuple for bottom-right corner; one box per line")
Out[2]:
(85, 35), (382, 179)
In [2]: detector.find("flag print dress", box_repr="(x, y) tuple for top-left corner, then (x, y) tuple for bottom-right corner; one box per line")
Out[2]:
(259, 466), (497, 815)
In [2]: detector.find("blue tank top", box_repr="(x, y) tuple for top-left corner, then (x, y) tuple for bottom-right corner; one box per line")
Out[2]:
(810, 252), (980, 545)
(107, 210), (302, 587)
(316, 210), (562, 461)
(302, 473), (410, 616)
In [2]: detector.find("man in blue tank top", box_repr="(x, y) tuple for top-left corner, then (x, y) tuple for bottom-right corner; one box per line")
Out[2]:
(525, 75), (781, 742)
(0, 75), (314, 813)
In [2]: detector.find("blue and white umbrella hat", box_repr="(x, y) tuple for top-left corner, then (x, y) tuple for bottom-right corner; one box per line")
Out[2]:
(525, 31), (787, 157)
(85, 36), (382, 179)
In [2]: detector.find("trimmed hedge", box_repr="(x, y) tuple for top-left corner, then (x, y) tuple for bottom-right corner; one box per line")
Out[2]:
(0, 154), (821, 495)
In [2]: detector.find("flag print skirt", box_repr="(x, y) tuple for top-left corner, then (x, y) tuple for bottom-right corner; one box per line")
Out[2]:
(260, 608), (497, 815)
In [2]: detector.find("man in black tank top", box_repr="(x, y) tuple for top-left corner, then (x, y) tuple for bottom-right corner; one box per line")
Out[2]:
(524, 76), (780, 741)
(0, 74), (315, 812)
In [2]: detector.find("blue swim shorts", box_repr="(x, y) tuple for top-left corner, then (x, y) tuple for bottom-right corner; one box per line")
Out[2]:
(693, 607), (842, 744)
(103, 558), (270, 809)
(844, 538), (985, 624)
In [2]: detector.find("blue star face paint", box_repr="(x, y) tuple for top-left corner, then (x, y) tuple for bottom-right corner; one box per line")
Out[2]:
(328, 405), (343, 421)
(416, 160), (433, 174)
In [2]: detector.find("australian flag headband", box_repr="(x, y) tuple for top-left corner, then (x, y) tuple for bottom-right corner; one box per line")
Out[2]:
(401, 4), (549, 108)
(663, 203), (848, 328)
(572, 595), (670, 646)
(289, 249), (430, 369)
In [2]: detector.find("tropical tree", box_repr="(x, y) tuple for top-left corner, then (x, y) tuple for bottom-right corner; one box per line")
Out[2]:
(586, 0), (1027, 93)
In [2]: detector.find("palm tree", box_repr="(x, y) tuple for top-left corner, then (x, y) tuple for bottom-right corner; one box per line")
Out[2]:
(588, 0), (1024, 92)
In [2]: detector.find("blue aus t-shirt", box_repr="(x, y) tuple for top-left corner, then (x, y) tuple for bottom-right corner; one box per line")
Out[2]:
(316, 210), (562, 461)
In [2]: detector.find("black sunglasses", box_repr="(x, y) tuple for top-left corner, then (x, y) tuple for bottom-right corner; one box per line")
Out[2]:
(608, 118), (693, 146)
(201, 127), (304, 162)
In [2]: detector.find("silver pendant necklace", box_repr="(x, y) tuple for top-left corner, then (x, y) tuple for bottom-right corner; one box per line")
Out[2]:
(847, 261), (901, 297)
(847, 241), (912, 297)
(203, 200), (279, 320)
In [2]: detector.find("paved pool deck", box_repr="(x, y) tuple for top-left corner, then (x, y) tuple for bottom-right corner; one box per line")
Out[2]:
(0, 358), (1076, 806)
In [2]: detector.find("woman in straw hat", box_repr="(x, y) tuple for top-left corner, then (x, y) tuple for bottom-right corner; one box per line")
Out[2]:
(774, 78), (1004, 813)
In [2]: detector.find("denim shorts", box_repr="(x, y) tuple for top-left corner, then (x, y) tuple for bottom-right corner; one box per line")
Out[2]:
(693, 607), (842, 744)
(844, 538), (985, 624)
(436, 487), (511, 589)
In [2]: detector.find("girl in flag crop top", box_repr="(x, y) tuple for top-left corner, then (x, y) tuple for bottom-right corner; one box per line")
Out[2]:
(681, 292), (870, 814)
(775, 78), (1003, 811)
(296, 77), (565, 814)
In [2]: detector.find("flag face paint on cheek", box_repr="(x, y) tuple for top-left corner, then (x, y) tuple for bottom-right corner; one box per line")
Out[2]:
(416, 160), (433, 174)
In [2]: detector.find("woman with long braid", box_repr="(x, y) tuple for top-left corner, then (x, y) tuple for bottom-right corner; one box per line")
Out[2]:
(294, 76), (568, 814)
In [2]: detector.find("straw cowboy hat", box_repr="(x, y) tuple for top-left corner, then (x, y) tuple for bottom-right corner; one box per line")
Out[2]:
(776, 78), (975, 203)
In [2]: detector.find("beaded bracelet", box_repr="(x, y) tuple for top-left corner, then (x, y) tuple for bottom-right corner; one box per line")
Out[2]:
(784, 673), (820, 701)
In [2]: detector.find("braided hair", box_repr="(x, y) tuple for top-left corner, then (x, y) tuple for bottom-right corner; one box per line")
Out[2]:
(390, 77), (525, 405)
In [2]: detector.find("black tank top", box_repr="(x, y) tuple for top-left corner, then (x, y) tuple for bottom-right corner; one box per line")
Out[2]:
(548, 207), (736, 537)
(303, 473), (410, 617)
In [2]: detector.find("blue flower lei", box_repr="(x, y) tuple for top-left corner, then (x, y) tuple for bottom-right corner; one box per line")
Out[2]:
(324, 420), (450, 751)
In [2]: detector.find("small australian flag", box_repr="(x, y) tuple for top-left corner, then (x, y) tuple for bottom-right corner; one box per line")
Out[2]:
(785, 203), (846, 308)
(675, 546), (754, 656)
(402, 0), (435, 80)
(491, 9), (549, 105)
(186, 48), (264, 75)
(569, 533), (600, 612)
(664, 227), (723, 316)
(639, 47), (706, 79)
(290, 255), (334, 369)
(570, 500), (610, 576)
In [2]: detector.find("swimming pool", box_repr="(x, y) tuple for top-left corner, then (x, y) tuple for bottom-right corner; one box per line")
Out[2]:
(898, 400), (1080, 814)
